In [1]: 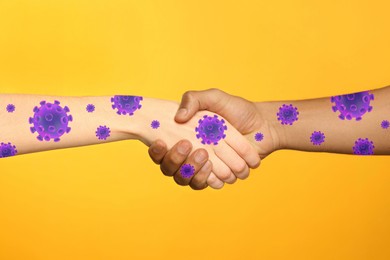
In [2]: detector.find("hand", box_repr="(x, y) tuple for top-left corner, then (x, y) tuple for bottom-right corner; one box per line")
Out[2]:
(175, 89), (279, 158)
(139, 98), (260, 189)
(148, 89), (280, 189)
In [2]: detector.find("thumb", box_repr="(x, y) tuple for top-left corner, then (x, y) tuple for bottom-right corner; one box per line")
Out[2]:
(175, 89), (229, 123)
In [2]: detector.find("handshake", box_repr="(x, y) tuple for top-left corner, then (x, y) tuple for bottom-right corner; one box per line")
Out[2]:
(147, 88), (275, 190)
(2, 86), (384, 184)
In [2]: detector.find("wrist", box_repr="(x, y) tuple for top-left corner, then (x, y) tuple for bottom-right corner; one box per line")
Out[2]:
(254, 101), (286, 152)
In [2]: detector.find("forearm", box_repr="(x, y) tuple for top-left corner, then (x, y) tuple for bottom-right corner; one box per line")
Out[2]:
(0, 94), (176, 157)
(256, 86), (390, 155)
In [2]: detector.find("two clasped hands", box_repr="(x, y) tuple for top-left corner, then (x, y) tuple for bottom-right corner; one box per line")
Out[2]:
(148, 88), (278, 190)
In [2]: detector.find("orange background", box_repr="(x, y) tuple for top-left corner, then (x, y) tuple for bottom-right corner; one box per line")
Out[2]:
(1, 1), (390, 259)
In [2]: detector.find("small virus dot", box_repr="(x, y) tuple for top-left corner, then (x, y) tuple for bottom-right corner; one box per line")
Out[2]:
(86, 104), (95, 113)
(381, 120), (390, 129)
(310, 131), (325, 145)
(6, 104), (15, 113)
(353, 138), (375, 155)
(0, 142), (18, 158)
(96, 125), (111, 140)
(195, 115), (227, 145)
(277, 104), (299, 125)
(151, 120), (160, 129)
(180, 164), (195, 178)
(255, 132), (264, 142)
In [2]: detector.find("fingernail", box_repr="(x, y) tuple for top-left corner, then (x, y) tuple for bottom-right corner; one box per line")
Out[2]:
(176, 108), (187, 118)
(178, 141), (191, 155)
(195, 152), (207, 164)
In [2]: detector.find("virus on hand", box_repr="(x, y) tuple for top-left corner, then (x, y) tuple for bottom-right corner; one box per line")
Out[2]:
(29, 100), (73, 142)
(180, 164), (195, 178)
(277, 104), (299, 125)
(111, 95), (143, 116)
(151, 120), (160, 129)
(195, 115), (227, 145)
(86, 104), (95, 113)
(6, 104), (15, 113)
(331, 91), (374, 121)
(353, 138), (375, 155)
(310, 131), (325, 145)
(96, 125), (111, 140)
(381, 120), (390, 129)
(0, 142), (17, 158)
(255, 132), (264, 142)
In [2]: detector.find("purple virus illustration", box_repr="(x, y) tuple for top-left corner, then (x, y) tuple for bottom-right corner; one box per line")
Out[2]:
(29, 100), (73, 142)
(86, 104), (95, 113)
(96, 125), (111, 140)
(353, 138), (375, 155)
(111, 95), (143, 116)
(151, 120), (160, 129)
(180, 164), (195, 178)
(195, 115), (227, 145)
(0, 142), (17, 158)
(277, 104), (299, 125)
(381, 120), (390, 129)
(310, 131), (325, 145)
(255, 132), (264, 142)
(6, 104), (15, 113)
(331, 91), (374, 121)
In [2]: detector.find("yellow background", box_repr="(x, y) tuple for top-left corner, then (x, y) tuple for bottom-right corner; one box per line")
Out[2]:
(0, 0), (389, 259)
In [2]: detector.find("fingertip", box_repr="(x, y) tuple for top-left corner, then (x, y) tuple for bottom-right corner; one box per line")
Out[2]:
(249, 155), (261, 169)
(175, 108), (188, 122)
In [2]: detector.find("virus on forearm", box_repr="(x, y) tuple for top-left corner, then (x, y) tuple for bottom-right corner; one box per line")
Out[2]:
(0, 142), (17, 158)
(353, 138), (375, 155)
(381, 120), (389, 129)
(310, 131), (325, 146)
(331, 91), (374, 121)
(111, 95), (143, 116)
(277, 104), (299, 125)
(95, 125), (111, 140)
(86, 104), (95, 113)
(6, 104), (15, 113)
(195, 115), (227, 145)
(29, 100), (73, 142)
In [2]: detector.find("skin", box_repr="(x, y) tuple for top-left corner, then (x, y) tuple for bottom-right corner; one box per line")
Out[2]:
(149, 86), (390, 190)
(0, 95), (260, 189)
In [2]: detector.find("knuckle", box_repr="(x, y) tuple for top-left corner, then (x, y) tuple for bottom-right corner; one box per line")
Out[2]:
(183, 91), (195, 100)
(166, 151), (185, 165)
(216, 169), (233, 181)
(232, 160), (247, 174)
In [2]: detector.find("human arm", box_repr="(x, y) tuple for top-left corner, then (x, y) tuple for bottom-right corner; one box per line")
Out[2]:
(149, 86), (390, 186)
(0, 94), (260, 188)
